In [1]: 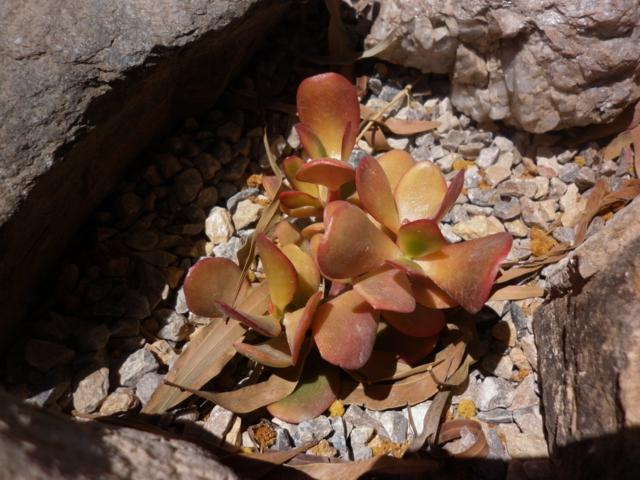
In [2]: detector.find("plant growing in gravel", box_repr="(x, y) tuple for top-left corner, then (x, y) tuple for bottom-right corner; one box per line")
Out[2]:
(179, 73), (513, 423)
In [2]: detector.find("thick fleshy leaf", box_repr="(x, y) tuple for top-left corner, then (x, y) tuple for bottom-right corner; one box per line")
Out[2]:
(353, 266), (415, 313)
(312, 290), (379, 370)
(394, 161), (447, 222)
(415, 233), (513, 313)
(296, 72), (360, 160)
(234, 336), (292, 368)
(397, 219), (447, 258)
(284, 291), (322, 365)
(317, 201), (401, 280)
(282, 155), (318, 197)
(281, 243), (321, 305)
(183, 258), (249, 317)
(280, 204), (324, 218)
(279, 190), (322, 210)
(256, 233), (298, 313)
(434, 169), (464, 221)
(215, 301), (281, 337)
(295, 158), (355, 191)
(385, 258), (425, 277)
(294, 124), (327, 160)
(376, 322), (440, 365)
(356, 156), (400, 232)
(382, 304), (446, 337)
(274, 221), (301, 247)
(340, 121), (355, 164)
(300, 222), (324, 239)
(411, 276), (458, 309)
(267, 356), (340, 423)
(377, 149), (416, 190)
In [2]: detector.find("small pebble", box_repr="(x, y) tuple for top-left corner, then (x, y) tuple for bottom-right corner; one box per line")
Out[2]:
(118, 348), (160, 387)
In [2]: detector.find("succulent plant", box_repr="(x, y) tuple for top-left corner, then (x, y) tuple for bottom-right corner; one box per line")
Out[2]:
(182, 72), (512, 423)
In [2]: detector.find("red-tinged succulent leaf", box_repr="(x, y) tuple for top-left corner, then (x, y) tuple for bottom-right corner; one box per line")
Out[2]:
(234, 336), (292, 368)
(377, 323), (440, 366)
(284, 291), (323, 365)
(274, 221), (301, 247)
(309, 234), (322, 266)
(328, 280), (350, 298)
(395, 161), (447, 223)
(267, 355), (340, 423)
(415, 233), (513, 313)
(183, 258), (249, 317)
(312, 290), (379, 370)
(256, 233), (298, 312)
(356, 156), (400, 232)
(434, 169), (464, 221)
(385, 258), (425, 277)
(382, 304), (446, 337)
(279, 190), (322, 210)
(300, 222), (324, 239)
(295, 124), (327, 160)
(296, 72), (360, 160)
(295, 158), (355, 191)
(411, 276), (459, 309)
(262, 175), (281, 200)
(282, 155), (319, 197)
(353, 266), (415, 313)
(317, 201), (401, 280)
(341, 121), (355, 164)
(281, 243), (321, 306)
(280, 205), (324, 218)
(215, 301), (282, 337)
(397, 219), (447, 258)
(377, 149), (416, 190)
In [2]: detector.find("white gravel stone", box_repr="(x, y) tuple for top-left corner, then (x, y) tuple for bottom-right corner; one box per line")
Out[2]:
(452, 215), (505, 240)
(485, 152), (514, 186)
(475, 377), (515, 411)
(72, 366), (109, 413)
(232, 199), (263, 230)
(476, 146), (500, 168)
(119, 348), (159, 387)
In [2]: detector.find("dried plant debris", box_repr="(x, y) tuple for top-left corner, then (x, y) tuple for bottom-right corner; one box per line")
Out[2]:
(6, 3), (640, 474)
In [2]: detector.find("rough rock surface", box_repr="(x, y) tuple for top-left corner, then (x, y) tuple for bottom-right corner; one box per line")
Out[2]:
(0, 0), (287, 343)
(363, 0), (640, 133)
(534, 198), (640, 480)
(0, 390), (237, 479)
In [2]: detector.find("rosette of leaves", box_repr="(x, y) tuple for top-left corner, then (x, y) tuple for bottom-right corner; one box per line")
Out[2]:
(173, 73), (513, 424)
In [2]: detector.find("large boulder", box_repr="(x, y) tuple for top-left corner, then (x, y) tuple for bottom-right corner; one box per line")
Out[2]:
(362, 0), (640, 133)
(0, 0), (287, 343)
(534, 197), (640, 479)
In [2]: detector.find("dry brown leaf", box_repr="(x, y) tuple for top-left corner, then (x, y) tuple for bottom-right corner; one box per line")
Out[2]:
(360, 105), (439, 136)
(489, 284), (545, 301)
(143, 283), (271, 414)
(280, 455), (438, 479)
(628, 126), (640, 177)
(347, 351), (444, 384)
(437, 419), (489, 458)
(603, 130), (632, 162)
(575, 179), (610, 245)
(341, 329), (466, 410)
(219, 444), (313, 480)
(363, 127), (391, 151)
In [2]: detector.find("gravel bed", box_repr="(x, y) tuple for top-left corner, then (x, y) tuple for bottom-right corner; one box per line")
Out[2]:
(2, 43), (633, 480)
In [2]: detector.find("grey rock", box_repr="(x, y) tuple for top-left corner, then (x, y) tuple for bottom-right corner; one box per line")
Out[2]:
(482, 353), (514, 380)
(499, 178), (538, 198)
(558, 163), (580, 184)
(99, 387), (137, 415)
(520, 198), (557, 228)
(477, 408), (514, 424)
(575, 167), (596, 191)
(443, 204), (469, 224)
(329, 417), (349, 458)
(135, 372), (164, 406)
(441, 130), (467, 150)
(155, 309), (190, 342)
(203, 405), (235, 440)
(26, 368), (71, 408)
(72, 366), (109, 414)
(118, 348), (160, 387)
(510, 303), (529, 339)
(0, 0), (288, 344)
(467, 188), (500, 206)
(512, 375), (540, 410)
(212, 237), (244, 263)
(350, 426), (374, 446)
(463, 166), (481, 188)
(476, 146), (500, 169)
(348, 148), (369, 168)
(293, 416), (332, 445)
(232, 199), (263, 230)
(475, 377), (515, 411)
(270, 426), (294, 451)
(75, 324), (111, 352)
(380, 411), (408, 444)
(485, 152), (514, 186)
(494, 198), (521, 220)
(352, 446), (373, 461)
(365, 0), (640, 133)
(25, 339), (75, 371)
(440, 223), (462, 243)
(174, 168), (203, 204)
(225, 188), (260, 212)
(458, 142), (484, 158)
(552, 227), (576, 245)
